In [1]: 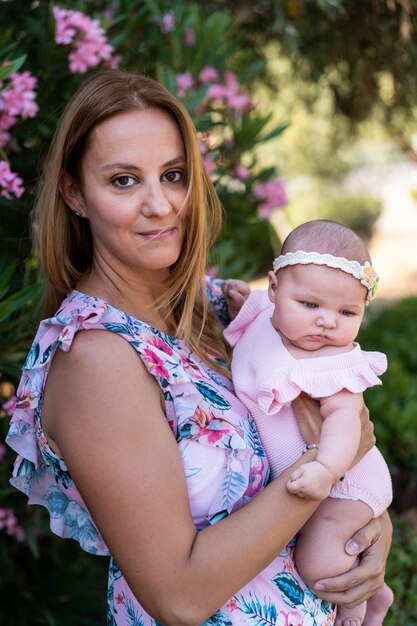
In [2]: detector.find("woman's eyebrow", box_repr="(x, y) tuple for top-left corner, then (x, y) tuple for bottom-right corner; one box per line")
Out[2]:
(100, 155), (186, 172)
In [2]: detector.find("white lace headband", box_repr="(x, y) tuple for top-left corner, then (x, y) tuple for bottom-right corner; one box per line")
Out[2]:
(272, 250), (379, 302)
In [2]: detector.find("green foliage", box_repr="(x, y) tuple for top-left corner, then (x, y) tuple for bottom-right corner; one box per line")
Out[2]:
(385, 511), (417, 626)
(358, 298), (417, 512)
(286, 187), (382, 242)
(0, 262), (43, 380)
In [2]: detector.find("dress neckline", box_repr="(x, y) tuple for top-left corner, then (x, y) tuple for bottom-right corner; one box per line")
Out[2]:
(68, 288), (179, 341)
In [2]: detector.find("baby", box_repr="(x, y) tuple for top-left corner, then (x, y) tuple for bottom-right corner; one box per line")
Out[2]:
(223, 220), (394, 626)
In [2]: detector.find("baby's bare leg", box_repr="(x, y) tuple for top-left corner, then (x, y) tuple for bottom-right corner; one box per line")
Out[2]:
(363, 584), (393, 626)
(295, 498), (373, 626)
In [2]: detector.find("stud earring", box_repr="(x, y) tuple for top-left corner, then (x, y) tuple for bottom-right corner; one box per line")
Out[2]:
(74, 210), (82, 217)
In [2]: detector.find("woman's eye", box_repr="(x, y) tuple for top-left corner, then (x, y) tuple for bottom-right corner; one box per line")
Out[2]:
(112, 175), (136, 188)
(163, 169), (183, 183)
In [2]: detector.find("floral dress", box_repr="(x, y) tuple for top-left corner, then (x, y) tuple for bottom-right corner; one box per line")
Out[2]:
(6, 278), (335, 626)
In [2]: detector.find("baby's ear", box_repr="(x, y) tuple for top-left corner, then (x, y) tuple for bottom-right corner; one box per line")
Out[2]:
(267, 271), (278, 303)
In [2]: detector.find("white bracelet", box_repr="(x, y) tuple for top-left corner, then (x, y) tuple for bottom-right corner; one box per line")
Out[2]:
(302, 443), (320, 454)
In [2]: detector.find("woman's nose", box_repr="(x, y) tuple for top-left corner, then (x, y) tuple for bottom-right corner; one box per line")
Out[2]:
(141, 182), (171, 217)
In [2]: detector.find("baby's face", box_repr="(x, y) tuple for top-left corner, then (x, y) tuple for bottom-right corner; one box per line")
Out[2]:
(268, 264), (367, 351)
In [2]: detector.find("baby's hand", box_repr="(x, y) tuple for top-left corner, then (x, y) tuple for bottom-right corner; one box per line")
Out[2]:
(221, 279), (251, 320)
(286, 461), (334, 500)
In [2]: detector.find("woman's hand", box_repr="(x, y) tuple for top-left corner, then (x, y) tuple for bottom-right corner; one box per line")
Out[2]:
(292, 393), (323, 445)
(293, 394), (376, 470)
(221, 279), (251, 320)
(351, 403), (376, 466)
(312, 511), (392, 607)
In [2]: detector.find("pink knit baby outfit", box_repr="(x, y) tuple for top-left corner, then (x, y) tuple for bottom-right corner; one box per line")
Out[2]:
(224, 290), (392, 517)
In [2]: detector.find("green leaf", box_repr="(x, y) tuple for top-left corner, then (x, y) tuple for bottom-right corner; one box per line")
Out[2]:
(0, 282), (42, 324)
(0, 261), (16, 296)
(0, 54), (27, 81)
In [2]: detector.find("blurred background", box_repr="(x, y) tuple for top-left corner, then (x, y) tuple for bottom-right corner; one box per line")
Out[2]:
(0, 1), (416, 624)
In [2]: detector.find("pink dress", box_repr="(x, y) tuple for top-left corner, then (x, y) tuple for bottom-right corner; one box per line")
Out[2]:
(224, 290), (392, 518)
(6, 280), (336, 626)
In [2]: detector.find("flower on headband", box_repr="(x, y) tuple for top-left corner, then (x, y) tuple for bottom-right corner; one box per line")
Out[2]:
(362, 264), (379, 300)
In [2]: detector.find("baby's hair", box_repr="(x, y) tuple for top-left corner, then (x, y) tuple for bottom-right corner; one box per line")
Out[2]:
(281, 219), (372, 265)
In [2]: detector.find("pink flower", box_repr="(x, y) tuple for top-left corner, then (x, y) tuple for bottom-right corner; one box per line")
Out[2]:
(253, 179), (288, 220)
(206, 265), (219, 278)
(142, 347), (170, 380)
(203, 155), (215, 175)
(205, 72), (252, 112)
(245, 463), (264, 497)
(206, 83), (227, 102)
(234, 164), (250, 180)
(150, 336), (173, 356)
(176, 72), (193, 97)
(0, 70), (38, 118)
(0, 508), (25, 543)
(199, 66), (219, 84)
(160, 11), (175, 33)
(2, 394), (17, 416)
(0, 161), (24, 199)
(288, 611), (303, 626)
(53, 6), (119, 74)
(226, 91), (251, 111)
(224, 71), (238, 89)
(184, 28), (195, 46)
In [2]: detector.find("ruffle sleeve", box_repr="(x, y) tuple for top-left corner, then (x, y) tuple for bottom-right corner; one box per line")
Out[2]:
(257, 346), (388, 416)
(6, 296), (113, 555)
(224, 289), (271, 346)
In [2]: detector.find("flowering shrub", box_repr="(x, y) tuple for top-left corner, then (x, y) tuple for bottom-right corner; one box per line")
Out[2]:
(0, 160), (24, 199)
(0, 60), (38, 199)
(53, 7), (120, 73)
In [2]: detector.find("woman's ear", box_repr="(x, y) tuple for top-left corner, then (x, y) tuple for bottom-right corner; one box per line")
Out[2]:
(59, 170), (84, 215)
(267, 270), (278, 304)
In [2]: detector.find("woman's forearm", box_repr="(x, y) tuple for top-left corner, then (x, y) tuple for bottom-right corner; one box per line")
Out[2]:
(152, 449), (322, 625)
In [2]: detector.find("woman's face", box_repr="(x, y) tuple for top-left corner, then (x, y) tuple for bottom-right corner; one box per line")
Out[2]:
(63, 108), (188, 278)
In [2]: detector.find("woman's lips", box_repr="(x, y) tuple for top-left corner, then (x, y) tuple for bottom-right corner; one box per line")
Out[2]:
(139, 227), (176, 239)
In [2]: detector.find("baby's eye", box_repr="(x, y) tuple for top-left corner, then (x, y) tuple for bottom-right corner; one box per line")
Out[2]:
(302, 301), (318, 309)
(111, 175), (136, 188)
(340, 310), (355, 316)
(163, 169), (184, 184)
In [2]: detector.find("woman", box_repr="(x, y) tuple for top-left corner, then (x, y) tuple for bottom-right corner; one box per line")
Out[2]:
(6, 70), (391, 626)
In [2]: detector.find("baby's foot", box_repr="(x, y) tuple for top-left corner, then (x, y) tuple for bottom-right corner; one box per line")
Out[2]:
(363, 584), (394, 626)
(335, 601), (366, 626)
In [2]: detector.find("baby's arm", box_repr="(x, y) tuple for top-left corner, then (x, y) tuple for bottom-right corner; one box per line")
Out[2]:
(287, 390), (363, 499)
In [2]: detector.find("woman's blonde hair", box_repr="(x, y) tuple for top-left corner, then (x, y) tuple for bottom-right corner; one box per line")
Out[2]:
(33, 69), (229, 370)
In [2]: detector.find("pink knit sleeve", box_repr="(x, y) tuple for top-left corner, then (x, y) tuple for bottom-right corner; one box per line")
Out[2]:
(224, 290), (271, 347)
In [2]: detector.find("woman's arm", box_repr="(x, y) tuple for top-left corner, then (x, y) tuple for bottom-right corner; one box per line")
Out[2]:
(42, 330), (323, 626)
